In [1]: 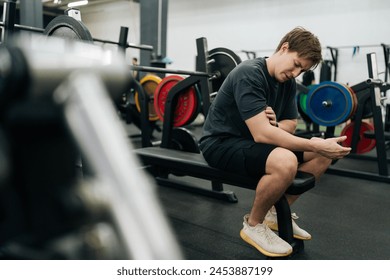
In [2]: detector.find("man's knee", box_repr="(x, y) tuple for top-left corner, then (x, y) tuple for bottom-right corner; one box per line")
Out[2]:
(302, 153), (332, 179)
(267, 148), (298, 180)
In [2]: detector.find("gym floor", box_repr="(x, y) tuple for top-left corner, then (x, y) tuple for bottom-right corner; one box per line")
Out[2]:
(128, 122), (390, 260)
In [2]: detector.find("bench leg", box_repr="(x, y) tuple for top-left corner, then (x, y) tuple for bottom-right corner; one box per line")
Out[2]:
(274, 196), (304, 254)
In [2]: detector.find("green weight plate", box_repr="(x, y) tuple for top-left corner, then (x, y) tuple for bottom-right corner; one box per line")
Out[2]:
(299, 90), (308, 113)
(297, 91), (312, 124)
(297, 84), (315, 124)
(208, 47), (241, 92)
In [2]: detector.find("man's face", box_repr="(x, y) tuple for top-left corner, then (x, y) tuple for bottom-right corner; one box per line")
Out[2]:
(274, 43), (313, 83)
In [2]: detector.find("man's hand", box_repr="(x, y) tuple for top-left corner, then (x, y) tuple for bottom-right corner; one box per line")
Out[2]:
(265, 106), (278, 127)
(310, 135), (352, 159)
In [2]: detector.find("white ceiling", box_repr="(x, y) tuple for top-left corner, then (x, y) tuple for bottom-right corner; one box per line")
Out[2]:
(42, 0), (125, 9)
(41, 0), (132, 16)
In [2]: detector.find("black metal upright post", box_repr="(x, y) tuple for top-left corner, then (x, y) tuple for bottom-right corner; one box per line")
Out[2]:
(2, 0), (17, 42)
(327, 47), (338, 82)
(196, 37), (212, 116)
(118, 26), (129, 55)
(382, 44), (390, 83)
(139, 0), (168, 72)
(19, 0), (43, 29)
(367, 53), (388, 176)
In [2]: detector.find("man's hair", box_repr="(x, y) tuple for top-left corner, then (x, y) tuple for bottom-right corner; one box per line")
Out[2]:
(276, 26), (322, 69)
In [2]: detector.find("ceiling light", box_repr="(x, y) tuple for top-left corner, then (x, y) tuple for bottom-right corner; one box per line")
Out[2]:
(68, 0), (88, 8)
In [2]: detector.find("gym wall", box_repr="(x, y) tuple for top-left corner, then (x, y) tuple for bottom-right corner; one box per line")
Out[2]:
(80, 0), (390, 86)
(80, 1), (141, 61)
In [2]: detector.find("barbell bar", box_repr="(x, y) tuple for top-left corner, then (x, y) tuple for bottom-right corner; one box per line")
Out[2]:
(130, 65), (213, 77)
(0, 22), (44, 33)
(93, 38), (154, 51)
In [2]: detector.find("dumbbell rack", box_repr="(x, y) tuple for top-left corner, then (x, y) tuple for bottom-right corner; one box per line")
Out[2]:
(326, 53), (390, 183)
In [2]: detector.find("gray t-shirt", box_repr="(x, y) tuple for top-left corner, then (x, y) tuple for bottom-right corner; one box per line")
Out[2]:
(199, 57), (297, 154)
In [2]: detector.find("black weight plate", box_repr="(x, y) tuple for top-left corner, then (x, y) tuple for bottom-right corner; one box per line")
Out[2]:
(186, 83), (202, 125)
(169, 127), (200, 176)
(44, 15), (93, 42)
(208, 47), (241, 92)
(170, 127), (200, 154)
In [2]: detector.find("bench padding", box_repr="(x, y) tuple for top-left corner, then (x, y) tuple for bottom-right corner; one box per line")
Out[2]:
(135, 147), (315, 194)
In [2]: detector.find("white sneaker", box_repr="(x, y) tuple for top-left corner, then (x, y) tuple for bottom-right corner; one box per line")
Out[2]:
(264, 210), (312, 240)
(240, 214), (293, 257)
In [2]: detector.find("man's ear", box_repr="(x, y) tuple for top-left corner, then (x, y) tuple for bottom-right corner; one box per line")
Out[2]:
(281, 42), (289, 52)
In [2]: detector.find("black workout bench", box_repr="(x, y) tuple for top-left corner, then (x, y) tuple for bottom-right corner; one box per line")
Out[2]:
(135, 146), (316, 255)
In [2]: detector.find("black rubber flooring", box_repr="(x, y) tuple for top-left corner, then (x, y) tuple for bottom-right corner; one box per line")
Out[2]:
(129, 123), (390, 260)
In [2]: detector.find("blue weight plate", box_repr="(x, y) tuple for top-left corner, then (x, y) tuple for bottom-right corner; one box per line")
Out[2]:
(306, 81), (353, 126)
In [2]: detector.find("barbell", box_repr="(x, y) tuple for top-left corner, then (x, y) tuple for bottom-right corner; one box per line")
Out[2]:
(297, 81), (379, 154)
(304, 81), (358, 127)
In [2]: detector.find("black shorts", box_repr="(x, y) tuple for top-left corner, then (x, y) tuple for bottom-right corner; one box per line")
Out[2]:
(201, 137), (304, 180)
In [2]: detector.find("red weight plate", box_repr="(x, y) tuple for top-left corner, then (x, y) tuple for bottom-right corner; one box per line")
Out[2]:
(341, 122), (376, 154)
(154, 75), (198, 127)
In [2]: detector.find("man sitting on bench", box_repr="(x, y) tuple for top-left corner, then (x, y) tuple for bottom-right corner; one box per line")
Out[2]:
(199, 27), (351, 257)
